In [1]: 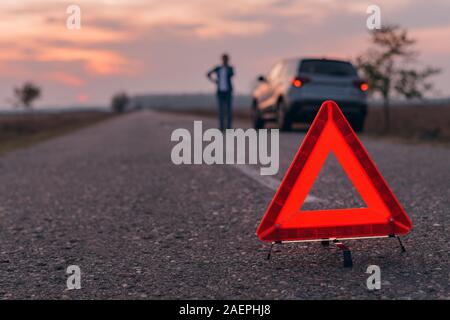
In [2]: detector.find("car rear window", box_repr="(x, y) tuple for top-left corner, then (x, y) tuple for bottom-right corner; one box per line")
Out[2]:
(299, 60), (357, 76)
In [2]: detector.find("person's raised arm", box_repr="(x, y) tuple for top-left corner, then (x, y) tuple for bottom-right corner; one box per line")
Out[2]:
(206, 67), (218, 84)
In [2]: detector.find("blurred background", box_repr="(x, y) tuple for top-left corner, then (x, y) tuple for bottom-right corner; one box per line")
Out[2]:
(0, 0), (449, 144)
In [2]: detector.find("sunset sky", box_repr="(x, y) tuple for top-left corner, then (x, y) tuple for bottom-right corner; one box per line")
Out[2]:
(1, 0), (449, 108)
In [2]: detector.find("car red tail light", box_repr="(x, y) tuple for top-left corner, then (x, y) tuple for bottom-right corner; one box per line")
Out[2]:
(292, 77), (310, 88)
(293, 79), (302, 87)
(360, 82), (369, 91)
(354, 80), (369, 92)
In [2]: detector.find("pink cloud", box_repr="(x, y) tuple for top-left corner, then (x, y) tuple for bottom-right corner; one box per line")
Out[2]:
(0, 0), (449, 107)
(47, 72), (85, 87)
(77, 93), (89, 102)
(36, 48), (132, 76)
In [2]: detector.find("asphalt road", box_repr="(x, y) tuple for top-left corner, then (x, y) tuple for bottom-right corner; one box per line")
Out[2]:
(0, 110), (448, 299)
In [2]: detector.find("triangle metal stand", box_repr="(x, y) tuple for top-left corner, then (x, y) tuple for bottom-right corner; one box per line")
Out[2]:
(266, 236), (407, 268)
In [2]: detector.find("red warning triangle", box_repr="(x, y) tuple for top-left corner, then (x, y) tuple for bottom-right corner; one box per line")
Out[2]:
(256, 100), (412, 242)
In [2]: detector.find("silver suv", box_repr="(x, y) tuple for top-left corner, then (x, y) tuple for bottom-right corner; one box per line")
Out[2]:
(251, 58), (368, 131)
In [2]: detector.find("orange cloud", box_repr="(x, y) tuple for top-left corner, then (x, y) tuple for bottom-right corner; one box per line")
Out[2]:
(1, 0), (449, 106)
(0, 46), (35, 61)
(36, 48), (131, 76)
(47, 72), (85, 87)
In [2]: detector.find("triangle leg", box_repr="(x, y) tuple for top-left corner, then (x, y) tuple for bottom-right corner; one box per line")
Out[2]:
(266, 241), (282, 260)
(334, 241), (353, 268)
(396, 236), (406, 253)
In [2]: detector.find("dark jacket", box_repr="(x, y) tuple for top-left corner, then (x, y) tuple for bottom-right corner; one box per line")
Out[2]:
(207, 65), (234, 93)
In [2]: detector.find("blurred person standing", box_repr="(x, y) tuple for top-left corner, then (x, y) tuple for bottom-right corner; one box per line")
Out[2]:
(207, 53), (235, 131)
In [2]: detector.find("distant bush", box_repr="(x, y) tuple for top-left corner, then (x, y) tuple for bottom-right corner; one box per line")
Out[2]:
(111, 92), (129, 113)
(13, 82), (41, 109)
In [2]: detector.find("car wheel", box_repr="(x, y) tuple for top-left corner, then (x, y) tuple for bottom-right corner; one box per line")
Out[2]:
(252, 102), (265, 129)
(277, 100), (292, 131)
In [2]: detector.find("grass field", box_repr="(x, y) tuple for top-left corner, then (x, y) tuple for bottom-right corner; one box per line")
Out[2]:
(0, 111), (115, 155)
(161, 103), (450, 144)
(364, 104), (450, 142)
(0, 102), (447, 157)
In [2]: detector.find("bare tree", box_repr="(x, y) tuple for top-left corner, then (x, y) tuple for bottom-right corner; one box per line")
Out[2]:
(356, 25), (441, 132)
(13, 82), (41, 109)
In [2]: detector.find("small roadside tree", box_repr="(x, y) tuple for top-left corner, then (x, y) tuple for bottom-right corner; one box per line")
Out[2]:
(13, 82), (41, 109)
(356, 25), (440, 132)
(111, 92), (129, 113)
